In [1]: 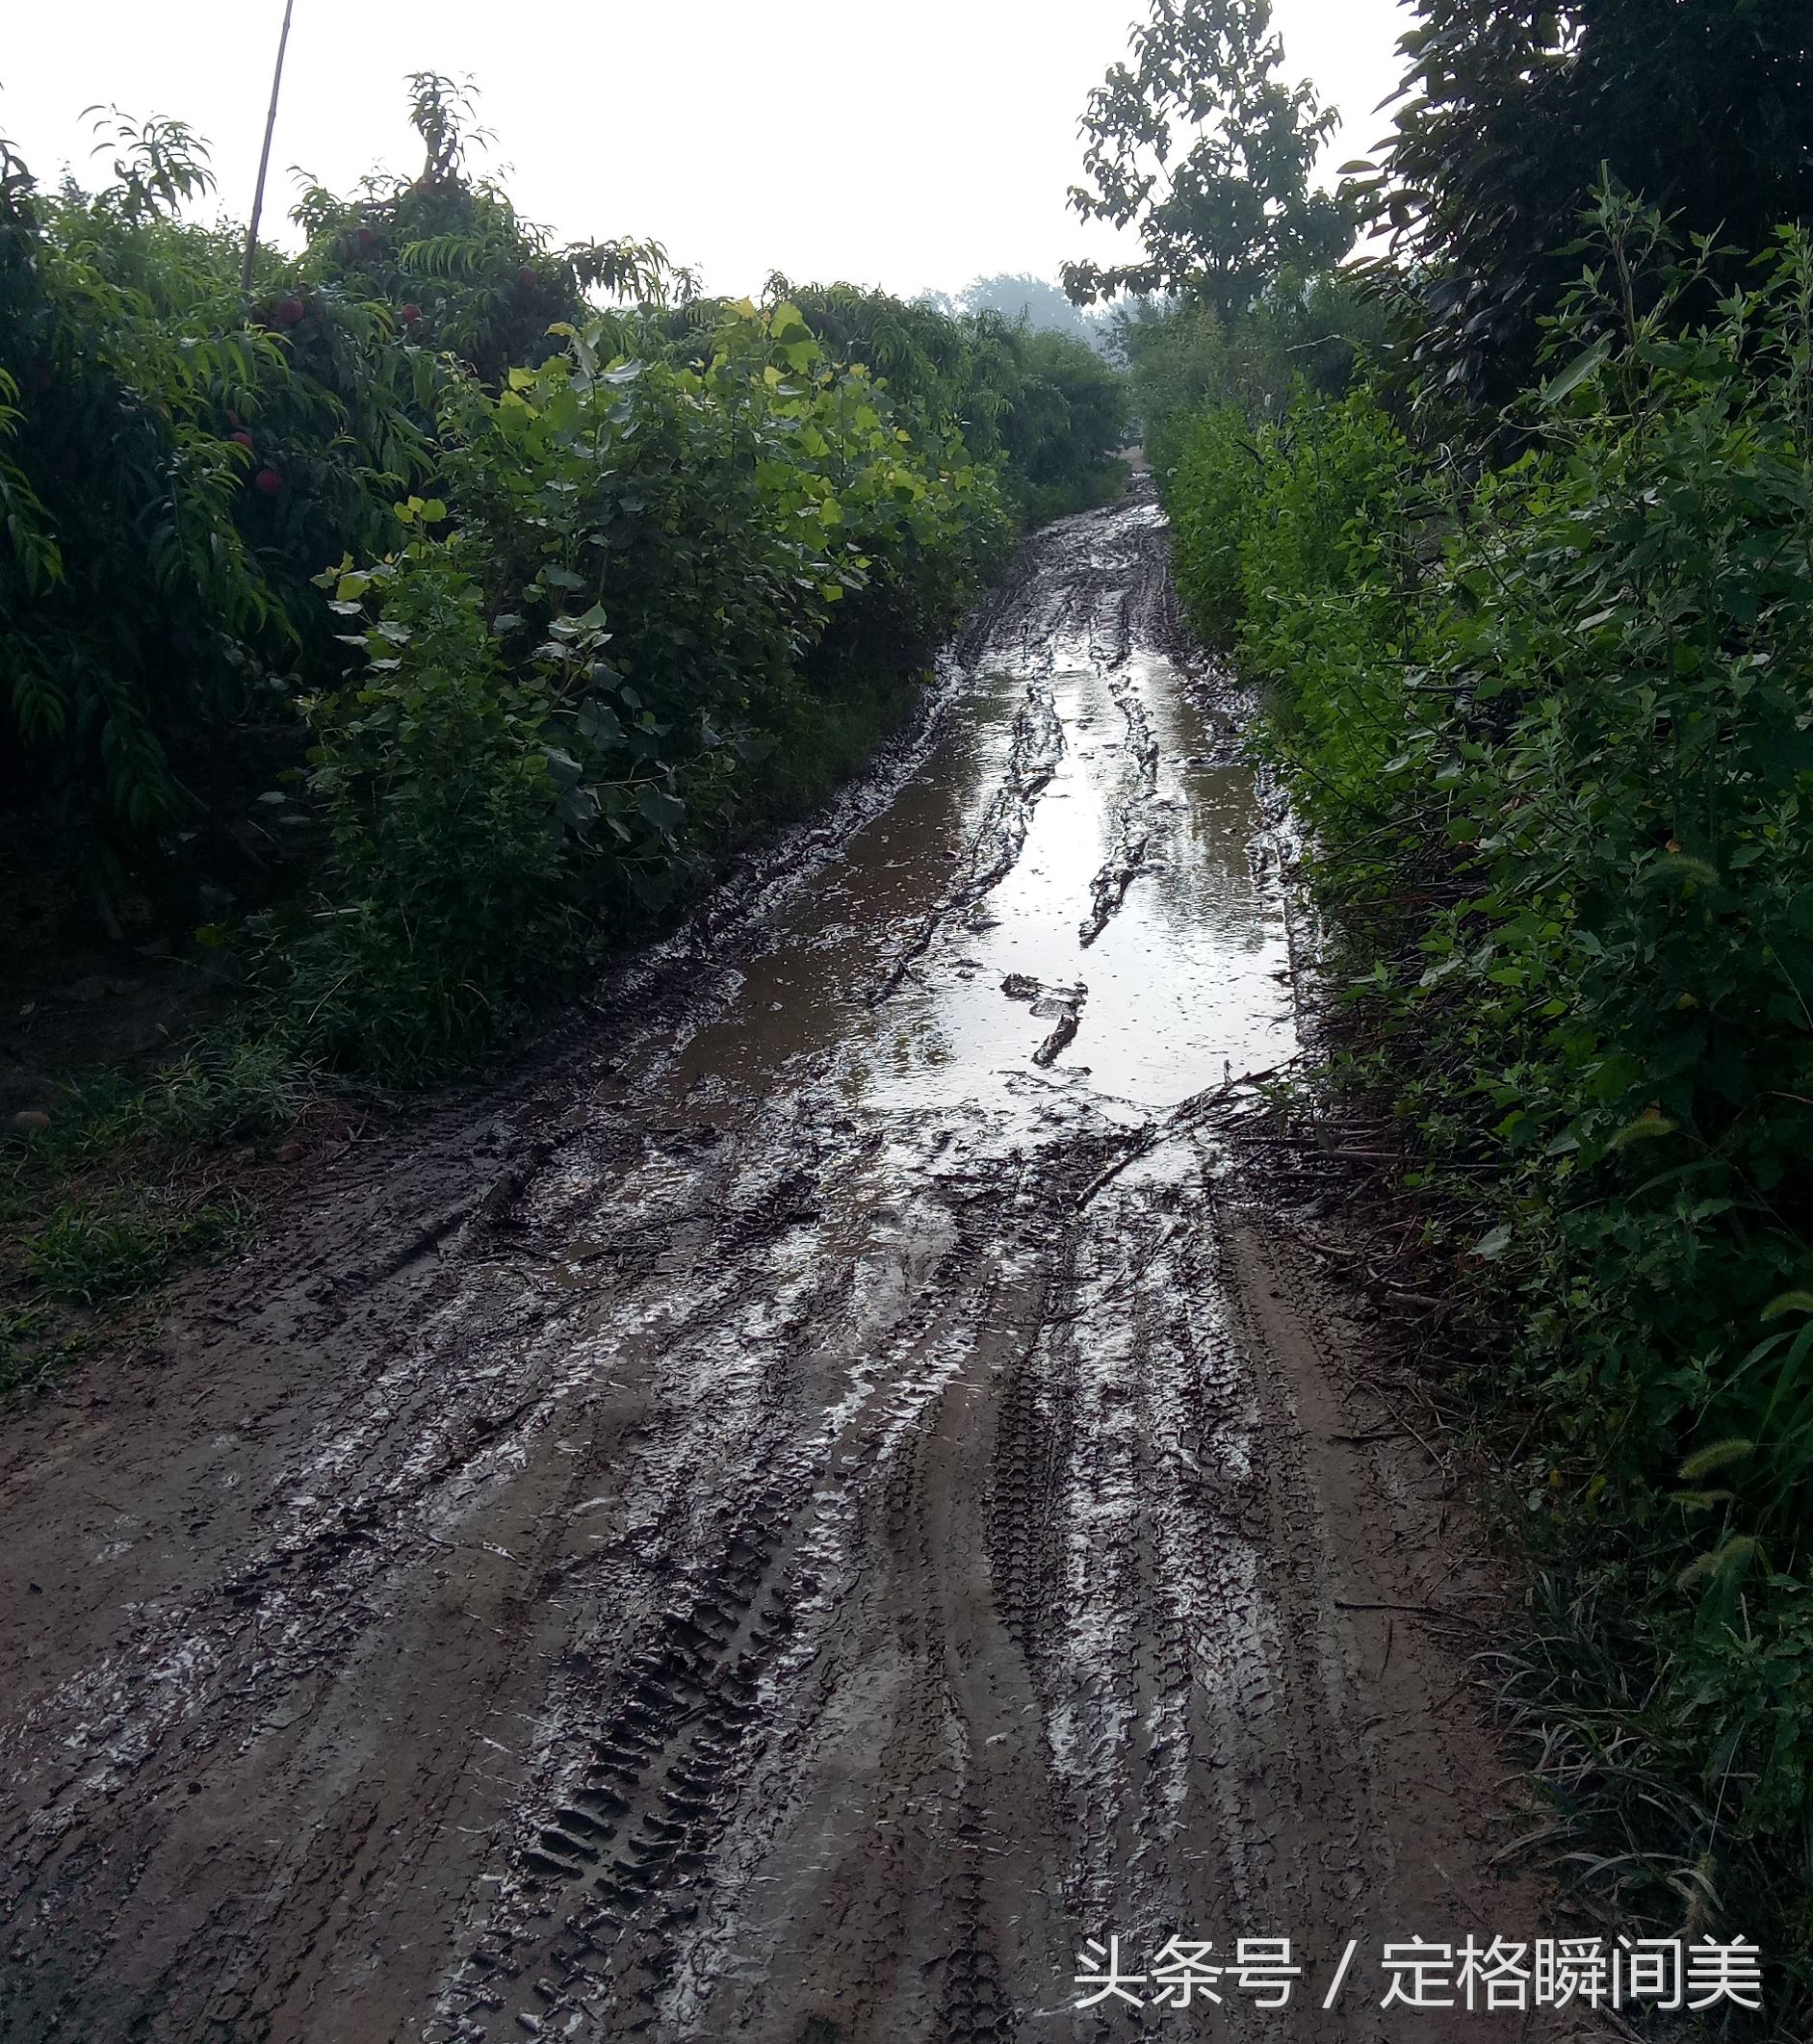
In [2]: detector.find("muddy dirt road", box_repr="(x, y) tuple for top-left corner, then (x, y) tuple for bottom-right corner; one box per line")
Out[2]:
(3, 493), (1571, 2041)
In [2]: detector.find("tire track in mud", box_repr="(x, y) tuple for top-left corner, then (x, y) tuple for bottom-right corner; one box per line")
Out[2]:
(1077, 671), (1160, 949)
(866, 679), (1065, 1009)
(0, 488), (1586, 2044)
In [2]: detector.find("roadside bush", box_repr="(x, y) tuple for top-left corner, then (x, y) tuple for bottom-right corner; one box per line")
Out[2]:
(285, 531), (576, 1076)
(1170, 383), (1418, 722)
(1166, 194), (1813, 2003)
(294, 72), (670, 389)
(719, 283), (1128, 528)
(276, 299), (1008, 1075)
(4, 79), (1126, 1082)
(1120, 269), (1388, 481)
(993, 328), (1129, 524)
(0, 116), (437, 866)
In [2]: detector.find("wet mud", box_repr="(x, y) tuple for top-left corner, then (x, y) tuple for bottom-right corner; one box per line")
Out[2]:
(1, 490), (1589, 2041)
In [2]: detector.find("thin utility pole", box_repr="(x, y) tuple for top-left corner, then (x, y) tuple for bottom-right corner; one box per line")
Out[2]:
(242, 0), (297, 296)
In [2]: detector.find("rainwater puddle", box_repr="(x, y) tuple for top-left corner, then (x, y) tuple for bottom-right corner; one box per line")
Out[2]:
(661, 508), (1296, 1130)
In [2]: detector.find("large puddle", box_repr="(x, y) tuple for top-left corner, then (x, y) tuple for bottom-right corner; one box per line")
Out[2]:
(661, 502), (1297, 1127)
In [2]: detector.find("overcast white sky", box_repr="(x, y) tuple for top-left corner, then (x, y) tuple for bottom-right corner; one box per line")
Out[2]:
(1, 1), (1411, 299)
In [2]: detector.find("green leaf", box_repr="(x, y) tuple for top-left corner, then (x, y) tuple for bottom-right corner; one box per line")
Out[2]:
(1541, 335), (1612, 404)
(576, 698), (623, 745)
(636, 784), (685, 834)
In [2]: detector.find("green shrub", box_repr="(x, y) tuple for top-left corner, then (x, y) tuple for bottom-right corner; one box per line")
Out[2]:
(1166, 194), (1813, 1999)
(994, 328), (1129, 521)
(702, 284), (1128, 529)
(0, 117), (434, 876)
(1121, 270), (1388, 480)
(284, 531), (577, 1077)
(273, 298), (1009, 1075)
(294, 73), (668, 390)
(1168, 404), (1255, 642)
(4, 79), (1122, 1080)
